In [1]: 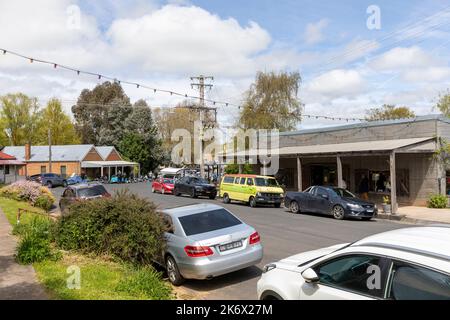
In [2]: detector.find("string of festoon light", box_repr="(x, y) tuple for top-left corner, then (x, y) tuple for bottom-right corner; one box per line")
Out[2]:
(0, 47), (366, 122)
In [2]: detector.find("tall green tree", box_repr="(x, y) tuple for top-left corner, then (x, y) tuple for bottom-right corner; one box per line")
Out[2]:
(436, 90), (450, 117)
(238, 71), (302, 131)
(0, 93), (40, 145)
(36, 98), (80, 145)
(365, 104), (415, 121)
(72, 81), (131, 144)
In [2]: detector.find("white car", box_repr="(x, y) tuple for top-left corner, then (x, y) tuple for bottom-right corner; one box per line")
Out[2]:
(257, 226), (450, 300)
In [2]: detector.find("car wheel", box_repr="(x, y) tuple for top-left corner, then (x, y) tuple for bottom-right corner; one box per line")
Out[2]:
(46, 181), (52, 188)
(161, 188), (165, 195)
(166, 256), (185, 286)
(223, 193), (231, 204)
(190, 188), (197, 198)
(62, 180), (68, 187)
(249, 196), (257, 208)
(289, 201), (300, 214)
(332, 205), (345, 220)
(174, 188), (181, 196)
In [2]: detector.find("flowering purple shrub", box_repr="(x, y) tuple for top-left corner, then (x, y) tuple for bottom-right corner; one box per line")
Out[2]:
(0, 180), (55, 211)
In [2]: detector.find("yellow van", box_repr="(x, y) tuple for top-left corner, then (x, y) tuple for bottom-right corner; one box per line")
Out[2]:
(219, 174), (284, 208)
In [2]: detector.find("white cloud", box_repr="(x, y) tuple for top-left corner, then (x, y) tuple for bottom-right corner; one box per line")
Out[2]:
(369, 46), (440, 71)
(107, 5), (271, 77)
(305, 69), (366, 97)
(304, 19), (329, 45)
(402, 67), (450, 83)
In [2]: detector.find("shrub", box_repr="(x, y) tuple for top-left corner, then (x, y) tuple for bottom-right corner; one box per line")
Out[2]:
(427, 194), (448, 209)
(54, 190), (167, 265)
(116, 265), (172, 300)
(0, 181), (55, 211)
(15, 216), (59, 264)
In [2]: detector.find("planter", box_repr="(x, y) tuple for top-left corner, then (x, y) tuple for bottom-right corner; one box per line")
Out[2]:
(382, 204), (391, 214)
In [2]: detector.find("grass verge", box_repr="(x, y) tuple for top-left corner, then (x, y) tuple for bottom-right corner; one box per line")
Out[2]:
(0, 197), (173, 300)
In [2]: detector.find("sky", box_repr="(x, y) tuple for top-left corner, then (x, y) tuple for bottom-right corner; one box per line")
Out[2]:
(0, 0), (450, 129)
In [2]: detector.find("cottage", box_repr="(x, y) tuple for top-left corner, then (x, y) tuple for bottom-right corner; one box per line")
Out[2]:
(0, 150), (25, 183)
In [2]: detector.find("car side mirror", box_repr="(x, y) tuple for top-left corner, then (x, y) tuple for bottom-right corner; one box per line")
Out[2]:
(302, 268), (319, 283)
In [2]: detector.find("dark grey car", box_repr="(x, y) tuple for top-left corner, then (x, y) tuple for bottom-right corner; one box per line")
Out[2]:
(29, 173), (68, 188)
(284, 186), (377, 220)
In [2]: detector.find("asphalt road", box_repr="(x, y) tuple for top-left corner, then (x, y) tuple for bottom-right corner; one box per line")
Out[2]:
(51, 182), (414, 300)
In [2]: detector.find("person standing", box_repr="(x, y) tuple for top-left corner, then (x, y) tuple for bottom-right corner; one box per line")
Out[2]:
(359, 174), (369, 200)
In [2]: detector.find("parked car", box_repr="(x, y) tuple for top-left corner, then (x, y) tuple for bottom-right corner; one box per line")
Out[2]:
(284, 186), (377, 220)
(257, 226), (450, 300)
(159, 203), (263, 285)
(59, 183), (111, 212)
(29, 173), (68, 188)
(152, 177), (175, 194)
(66, 175), (87, 185)
(173, 176), (217, 199)
(220, 174), (284, 208)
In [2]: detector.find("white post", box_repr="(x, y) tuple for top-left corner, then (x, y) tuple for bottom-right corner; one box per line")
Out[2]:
(337, 155), (343, 188)
(297, 156), (302, 191)
(390, 152), (397, 214)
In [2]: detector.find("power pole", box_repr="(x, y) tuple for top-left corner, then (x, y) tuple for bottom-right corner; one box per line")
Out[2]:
(48, 129), (52, 173)
(190, 75), (213, 178)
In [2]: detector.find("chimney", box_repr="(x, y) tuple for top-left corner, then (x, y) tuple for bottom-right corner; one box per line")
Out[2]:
(25, 143), (31, 161)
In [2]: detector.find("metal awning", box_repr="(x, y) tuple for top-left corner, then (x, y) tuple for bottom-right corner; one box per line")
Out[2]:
(81, 160), (138, 168)
(0, 160), (26, 165)
(221, 137), (436, 157)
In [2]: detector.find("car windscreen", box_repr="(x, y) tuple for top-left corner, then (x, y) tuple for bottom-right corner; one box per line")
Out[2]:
(77, 185), (107, 198)
(191, 177), (208, 184)
(331, 188), (356, 198)
(255, 177), (279, 187)
(164, 179), (174, 184)
(178, 209), (242, 236)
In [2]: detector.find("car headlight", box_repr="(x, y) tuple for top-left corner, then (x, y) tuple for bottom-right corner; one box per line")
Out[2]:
(347, 203), (362, 210)
(262, 263), (277, 273)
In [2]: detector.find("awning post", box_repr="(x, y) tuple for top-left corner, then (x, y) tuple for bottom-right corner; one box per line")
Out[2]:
(390, 151), (398, 214)
(297, 156), (302, 191)
(337, 155), (343, 188)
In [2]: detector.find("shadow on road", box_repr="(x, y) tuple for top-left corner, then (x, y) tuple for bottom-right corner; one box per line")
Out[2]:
(181, 265), (263, 292)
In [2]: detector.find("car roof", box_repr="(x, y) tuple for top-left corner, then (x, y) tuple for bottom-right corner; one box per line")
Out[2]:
(223, 174), (275, 178)
(352, 226), (450, 260)
(70, 183), (103, 189)
(163, 203), (226, 218)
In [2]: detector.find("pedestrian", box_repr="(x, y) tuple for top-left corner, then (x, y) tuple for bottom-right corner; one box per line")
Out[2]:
(358, 174), (369, 200)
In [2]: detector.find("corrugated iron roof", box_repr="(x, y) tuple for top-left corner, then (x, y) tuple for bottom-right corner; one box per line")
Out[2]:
(223, 137), (435, 157)
(96, 146), (115, 160)
(3, 145), (95, 162)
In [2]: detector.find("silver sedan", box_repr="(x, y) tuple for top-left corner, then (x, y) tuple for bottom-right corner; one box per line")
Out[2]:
(161, 203), (263, 285)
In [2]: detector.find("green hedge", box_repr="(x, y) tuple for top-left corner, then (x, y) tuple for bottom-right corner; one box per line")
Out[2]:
(54, 191), (167, 265)
(427, 194), (448, 209)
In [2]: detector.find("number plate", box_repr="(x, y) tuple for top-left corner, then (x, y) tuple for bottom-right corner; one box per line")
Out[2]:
(366, 209), (374, 213)
(219, 240), (243, 252)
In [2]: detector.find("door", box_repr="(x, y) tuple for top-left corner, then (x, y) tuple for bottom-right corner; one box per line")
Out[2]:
(310, 187), (331, 214)
(301, 254), (389, 300)
(238, 178), (248, 201)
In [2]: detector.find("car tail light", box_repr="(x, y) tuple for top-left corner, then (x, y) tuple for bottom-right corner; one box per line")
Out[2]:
(184, 246), (213, 257)
(249, 232), (260, 245)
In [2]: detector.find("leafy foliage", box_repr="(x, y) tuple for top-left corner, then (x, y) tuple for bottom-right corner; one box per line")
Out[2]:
(365, 104), (415, 121)
(436, 90), (450, 117)
(54, 191), (167, 265)
(427, 194), (448, 209)
(35, 98), (80, 145)
(0, 180), (55, 211)
(224, 163), (254, 174)
(0, 93), (40, 145)
(238, 71), (302, 131)
(15, 216), (59, 264)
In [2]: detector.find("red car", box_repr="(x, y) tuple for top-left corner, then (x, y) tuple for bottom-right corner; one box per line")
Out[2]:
(152, 177), (175, 194)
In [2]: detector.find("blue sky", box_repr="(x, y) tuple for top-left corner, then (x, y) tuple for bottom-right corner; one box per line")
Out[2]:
(1, 0), (450, 128)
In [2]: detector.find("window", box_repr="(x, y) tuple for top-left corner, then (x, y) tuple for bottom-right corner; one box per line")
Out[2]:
(240, 178), (246, 185)
(234, 177), (240, 184)
(387, 261), (450, 300)
(178, 209), (242, 236)
(5, 166), (9, 175)
(247, 178), (254, 186)
(41, 166), (47, 174)
(63, 189), (75, 198)
(163, 214), (174, 234)
(60, 166), (67, 177)
(313, 254), (385, 298)
(315, 187), (329, 198)
(255, 177), (279, 187)
(77, 185), (108, 198)
(223, 176), (234, 184)
(331, 188), (356, 198)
